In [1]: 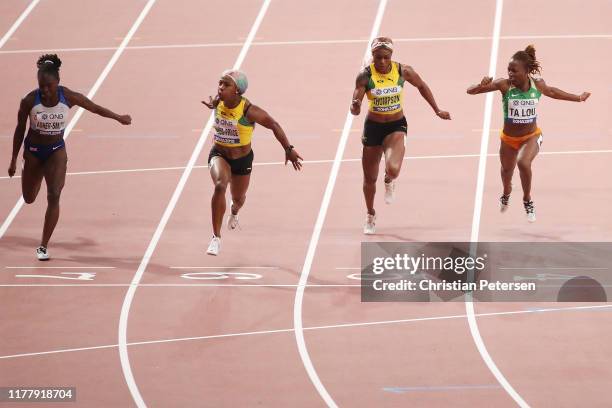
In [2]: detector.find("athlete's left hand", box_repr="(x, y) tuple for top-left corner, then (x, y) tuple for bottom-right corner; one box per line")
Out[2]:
(436, 110), (451, 120)
(118, 115), (132, 125)
(578, 92), (591, 102)
(285, 149), (303, 171)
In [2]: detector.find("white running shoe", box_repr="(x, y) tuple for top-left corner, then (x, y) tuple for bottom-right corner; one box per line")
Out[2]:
(227, 212), (240, 230)
(523, 200), (536, 223)
(206, 236), (221, 256)
(500, 194), (510, 213)
(363, 214), (376, 235)
(36, 246), (50, 261)
(384, 180), (395, 204)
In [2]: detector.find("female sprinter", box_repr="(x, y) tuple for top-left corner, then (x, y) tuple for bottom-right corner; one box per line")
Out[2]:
(467, 45), (590, 222)
(202, 70), (302, 256)
(350, 37), (451, 234)
(7, 54), (131, 260)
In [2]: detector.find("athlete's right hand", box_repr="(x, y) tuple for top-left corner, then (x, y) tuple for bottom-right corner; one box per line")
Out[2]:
(202, 96), (215, 109)
(350, 99), (361, 115)
(480, 76), (493, 86)
(8, 159), (16, 178)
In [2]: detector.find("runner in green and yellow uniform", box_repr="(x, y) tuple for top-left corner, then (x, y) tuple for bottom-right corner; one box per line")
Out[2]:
(467, 45), (590, 222)
(202, 70), (302, 255)
(351, 37), (451, 234)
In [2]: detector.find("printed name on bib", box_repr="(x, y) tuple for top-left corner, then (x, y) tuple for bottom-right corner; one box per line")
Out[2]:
(508, 98), (538, 123)
(214, 117), (240, 144)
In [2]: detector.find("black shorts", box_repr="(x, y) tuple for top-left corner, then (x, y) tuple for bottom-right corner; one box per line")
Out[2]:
(24, 138), (66, 162)
(208, 145), (254, 175)
(362, 117), (408, 146)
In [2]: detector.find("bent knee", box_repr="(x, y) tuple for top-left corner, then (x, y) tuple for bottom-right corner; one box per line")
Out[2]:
(385, 165), (401, 180)
(517, 161), (531, 172)
(47, 190), (62, 204)
(23, 194), (36, 204)
(213, 180), (228, 194)
(233, 195), (246, 206)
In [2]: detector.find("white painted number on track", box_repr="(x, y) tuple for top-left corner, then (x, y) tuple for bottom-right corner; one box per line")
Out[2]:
(180, 272), (262, 281)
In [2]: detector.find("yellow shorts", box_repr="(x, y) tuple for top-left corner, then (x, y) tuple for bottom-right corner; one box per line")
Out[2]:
(500, 128), (542, 150)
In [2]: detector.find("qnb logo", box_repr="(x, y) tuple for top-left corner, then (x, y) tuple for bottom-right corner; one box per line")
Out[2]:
(371, 253), (488, 275)
(372, 86), (400, 96)
(38, 112), (64, 121)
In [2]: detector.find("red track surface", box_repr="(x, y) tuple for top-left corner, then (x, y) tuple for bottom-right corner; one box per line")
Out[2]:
(1, 0), (610, 406)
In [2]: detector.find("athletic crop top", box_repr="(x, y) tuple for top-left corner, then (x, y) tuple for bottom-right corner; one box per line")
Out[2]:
(503, 78), (542, 125)
(365, 62), (405, 115)
(213, 97), (255, 147)
(29, 87), (71, 136)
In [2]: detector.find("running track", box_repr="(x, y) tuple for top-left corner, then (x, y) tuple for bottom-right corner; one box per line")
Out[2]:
(0, 0), (610, 406)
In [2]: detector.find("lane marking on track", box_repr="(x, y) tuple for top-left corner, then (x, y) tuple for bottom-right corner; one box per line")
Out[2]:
(0, 0), (158, 240)
(466, 1), (529, 407)
(5, 266), (115, 269)
(1, 33), (610, 55)
(169, 266), (278, 269)
(0, 0), (40, 49)
(2, 303), (610, 360)
(117, 1), (272, 407)
(3, 148), (610, 180)
(0, 283), (361, 287)
(293, 1), (388, 407)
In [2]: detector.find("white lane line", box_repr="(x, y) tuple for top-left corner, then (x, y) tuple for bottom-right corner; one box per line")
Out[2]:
(1, 33), (610, 55)
(169, 266), (279, 269)
(2, 148), (610, 181)
(0, 0), (157, 241)
(499, 267), (607, 270)
(2, 303), (610, 360)
(293, 2), (388, 407)
(0, 0), (40, 49)
(5, 266), (115, 269)
(117, 2), (271, 407)
(0, 283), (361, 287)
(467, 1), (528, 407)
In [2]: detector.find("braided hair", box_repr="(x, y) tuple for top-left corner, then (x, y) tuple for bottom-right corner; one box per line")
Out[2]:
(36, 54), (62, 80)
(511, 45), (541, 76)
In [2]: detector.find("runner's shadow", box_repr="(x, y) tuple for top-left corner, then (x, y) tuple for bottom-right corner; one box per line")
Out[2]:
(1, 235), (98, 250)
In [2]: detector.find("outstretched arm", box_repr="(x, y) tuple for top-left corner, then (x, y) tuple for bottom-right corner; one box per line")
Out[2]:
(403, 65), (451, 120)
(202, 95), (220, 109)
(246, 104), (303, 170)
(8, 94), (33, 177)
(64, 87), (131, 125)
(350, 69), (369, 116)
(534, 78), (590, 102)
(467, 76), (508, 95)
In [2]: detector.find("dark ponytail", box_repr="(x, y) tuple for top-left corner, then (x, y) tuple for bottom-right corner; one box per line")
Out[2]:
(512, 45), (541, 75)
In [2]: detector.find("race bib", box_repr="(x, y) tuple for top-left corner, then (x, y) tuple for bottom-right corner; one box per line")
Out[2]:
(213, 116), (240, 145)
(371, 85), (402, 113)
(507, 98), (538, 124)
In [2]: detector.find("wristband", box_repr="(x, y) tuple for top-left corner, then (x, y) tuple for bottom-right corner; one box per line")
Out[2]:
(284, 145), (294, 153)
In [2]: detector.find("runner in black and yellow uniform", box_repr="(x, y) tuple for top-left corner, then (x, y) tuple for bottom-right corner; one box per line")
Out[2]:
(202, 70), (302, 255)
(467, 45), (590, 222)
(351, 37), (451, 234)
